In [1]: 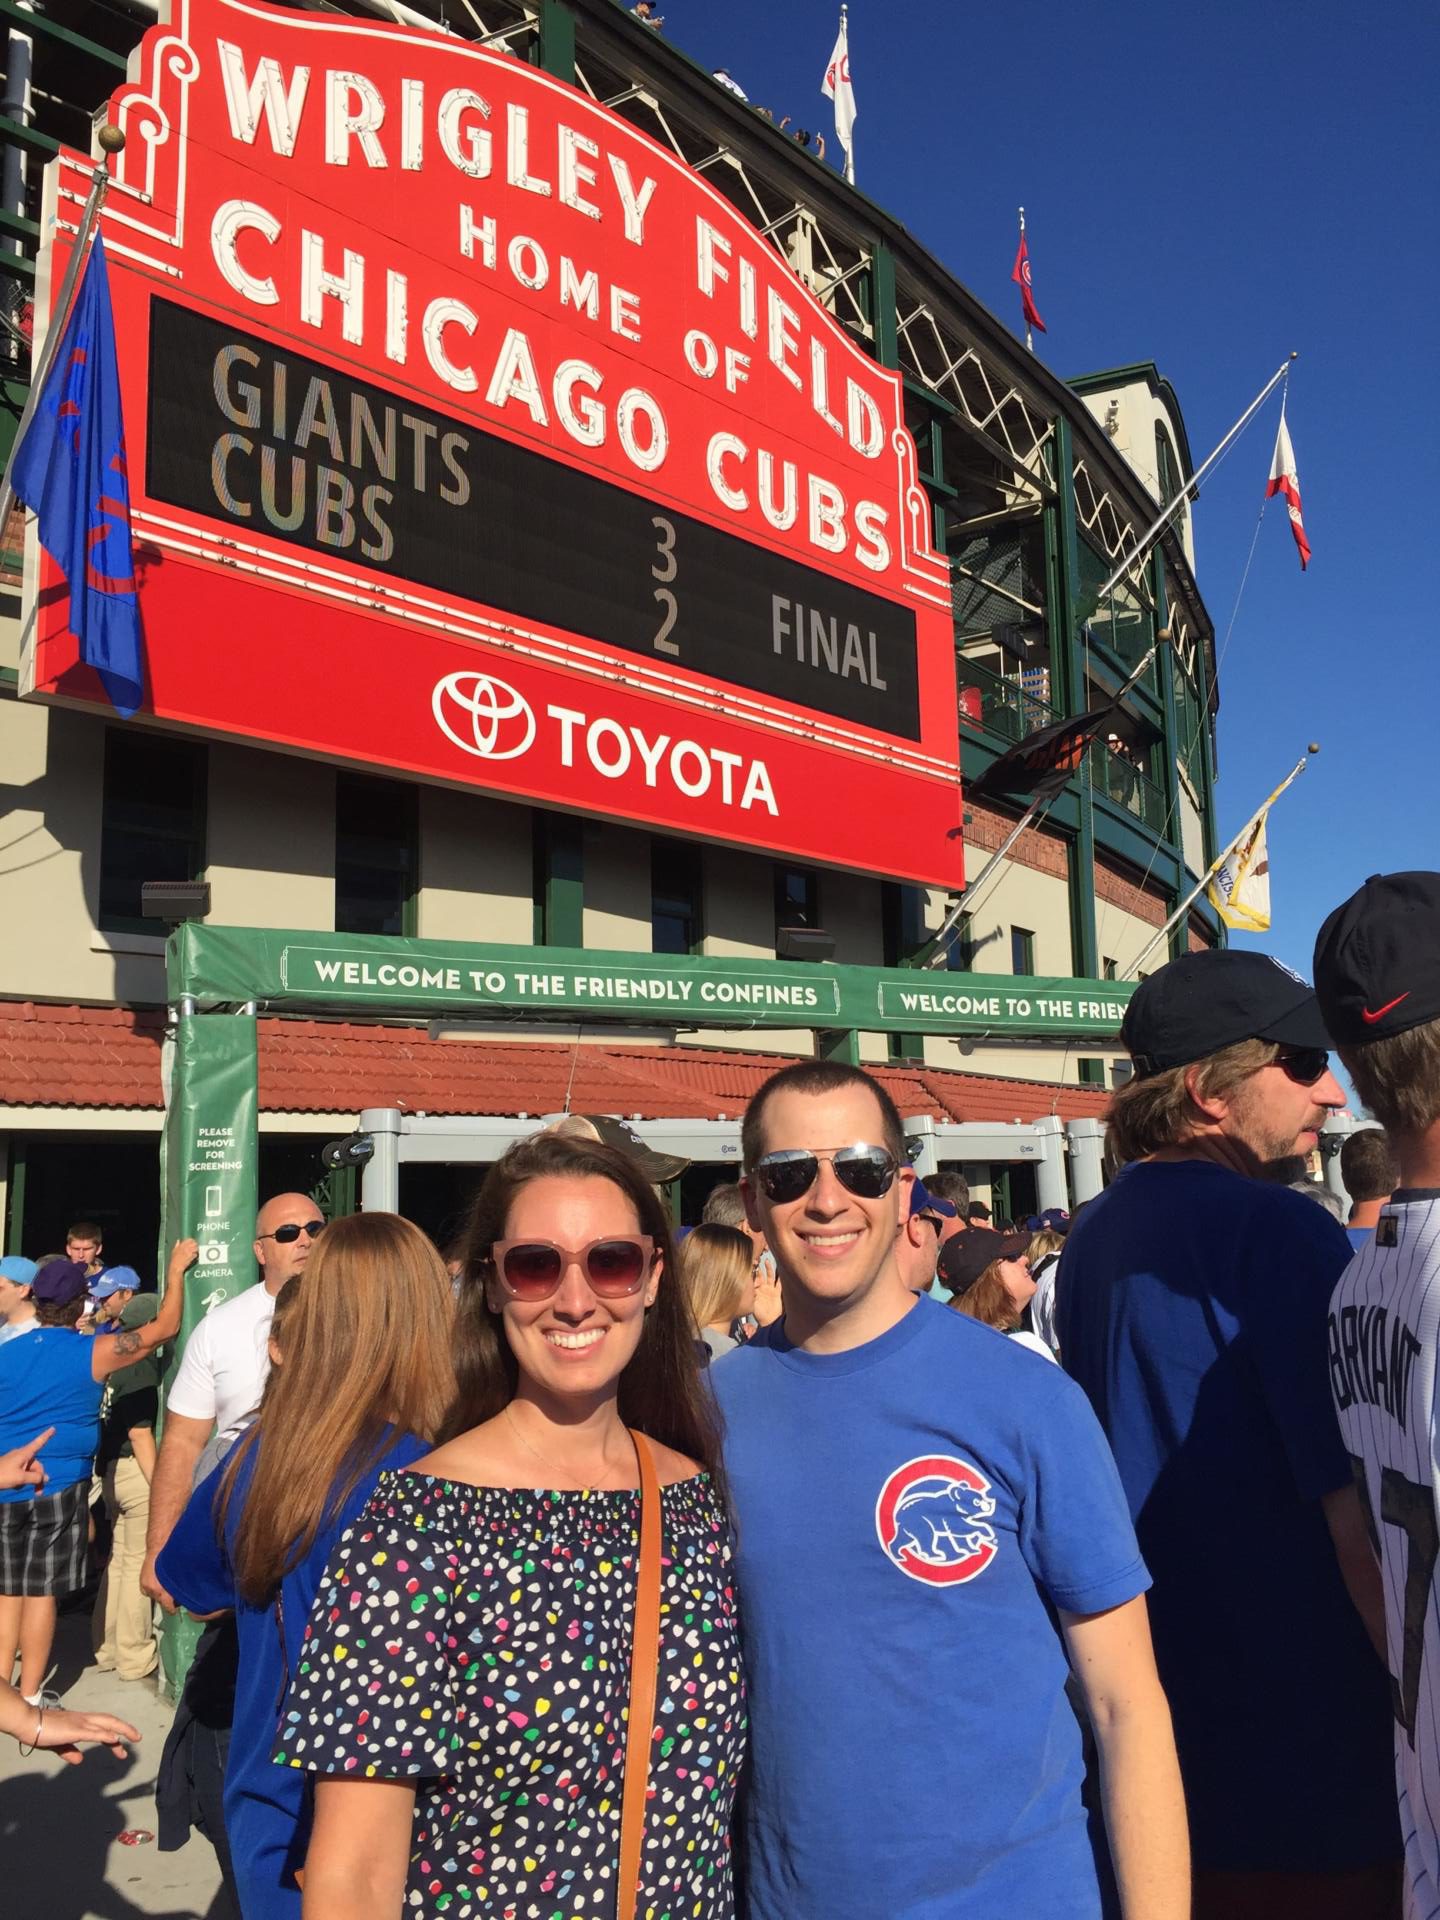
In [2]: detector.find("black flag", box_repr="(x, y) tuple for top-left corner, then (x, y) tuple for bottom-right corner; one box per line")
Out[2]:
(968, 700), (1122, 805)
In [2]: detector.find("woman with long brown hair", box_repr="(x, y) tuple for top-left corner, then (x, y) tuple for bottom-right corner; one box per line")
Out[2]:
(940, 1227), (1056, 1362)
(155, 1214), (455, 1920)
(279, 1132), (745, 1920)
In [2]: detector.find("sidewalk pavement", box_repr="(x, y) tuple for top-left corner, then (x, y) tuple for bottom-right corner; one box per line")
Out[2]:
(0, 1607), (223, 1919)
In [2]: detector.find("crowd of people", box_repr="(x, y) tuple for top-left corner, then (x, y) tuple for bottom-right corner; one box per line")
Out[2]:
(2, 867), (1439, 1920)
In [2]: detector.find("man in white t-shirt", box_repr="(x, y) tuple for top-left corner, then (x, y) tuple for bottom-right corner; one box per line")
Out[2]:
(140, 1193), (322, 1610)
(1316, 871), (1440, 1919)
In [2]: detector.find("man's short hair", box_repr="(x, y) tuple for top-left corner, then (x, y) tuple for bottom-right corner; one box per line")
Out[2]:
(1340, 1017), (1440, 1139)
(924, 1171), (970, 1214)
(1105, 1037), (1280, 1164)
(66, 1219), (103, 1245)
(1339, 1126), (1401, 1201)
(741, 1060), (906, 1168)
(700, 1182), (748, 1228)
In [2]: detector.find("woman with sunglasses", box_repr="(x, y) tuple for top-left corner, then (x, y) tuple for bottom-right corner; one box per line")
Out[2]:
(279, 1132), (744, 1920)
(154, 1215), (456, 1920)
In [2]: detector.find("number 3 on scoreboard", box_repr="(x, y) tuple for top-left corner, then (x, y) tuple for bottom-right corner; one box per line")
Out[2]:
(651, 516), (679, 656)
(1351, 1454), (1440, 1744)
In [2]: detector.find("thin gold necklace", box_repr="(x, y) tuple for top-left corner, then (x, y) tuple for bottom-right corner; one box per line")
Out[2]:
(504, 1403), (626, 1493)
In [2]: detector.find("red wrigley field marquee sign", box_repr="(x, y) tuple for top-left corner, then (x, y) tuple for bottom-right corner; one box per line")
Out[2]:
(24, 0), (961, 884)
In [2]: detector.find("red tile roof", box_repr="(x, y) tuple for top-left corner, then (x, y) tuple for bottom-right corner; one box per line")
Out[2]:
(0, 1000), (1110, 1123)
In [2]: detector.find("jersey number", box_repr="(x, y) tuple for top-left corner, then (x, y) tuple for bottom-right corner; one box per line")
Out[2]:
(1352, 1453), (1440, 1744)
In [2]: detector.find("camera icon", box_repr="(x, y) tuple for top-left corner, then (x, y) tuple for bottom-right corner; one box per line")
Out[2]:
(197, 1240), (229, 1267)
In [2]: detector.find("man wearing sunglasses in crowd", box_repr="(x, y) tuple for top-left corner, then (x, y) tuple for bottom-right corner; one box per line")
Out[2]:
(710, 1059), (1189, 1920)
(1057, 950), (1401, 1919)
(141, 1194), (323, 1614)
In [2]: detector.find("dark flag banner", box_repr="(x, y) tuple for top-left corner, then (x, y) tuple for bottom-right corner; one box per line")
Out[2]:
(969, 701), (1121, 804)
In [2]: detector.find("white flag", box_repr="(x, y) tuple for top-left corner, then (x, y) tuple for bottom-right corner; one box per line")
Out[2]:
(1208, 812), (1272, 931)
(821, 12), (856, 179)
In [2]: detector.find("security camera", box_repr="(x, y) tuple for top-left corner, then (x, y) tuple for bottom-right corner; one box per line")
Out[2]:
(321, 1132), (375, 1172)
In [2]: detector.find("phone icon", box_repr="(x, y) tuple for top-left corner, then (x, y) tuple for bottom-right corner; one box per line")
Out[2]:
(204, 1186), (223, 1219)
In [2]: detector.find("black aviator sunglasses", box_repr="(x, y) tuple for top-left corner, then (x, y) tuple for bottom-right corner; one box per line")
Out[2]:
(751, 1144), (900, 1206)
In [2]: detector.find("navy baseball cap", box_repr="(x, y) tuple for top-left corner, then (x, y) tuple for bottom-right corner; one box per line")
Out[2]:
(939, 1228), (1029, 1298)
(32, 1259), (90, 1306)
(1314, 872), (1440, 1047)
(1122, 949), (1330, 1078)
(910, 1179), (958, 1223)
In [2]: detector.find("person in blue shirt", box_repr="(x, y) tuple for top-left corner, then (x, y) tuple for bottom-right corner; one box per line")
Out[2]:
(0, 1248), (187, 1706)
(156, 1212), (457, 1920)
(1057, 949), (1400, 1919)
(711, 1059), (1188, 1920)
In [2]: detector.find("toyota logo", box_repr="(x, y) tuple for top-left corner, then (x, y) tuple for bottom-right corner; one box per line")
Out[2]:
(432, 671), (537, 761)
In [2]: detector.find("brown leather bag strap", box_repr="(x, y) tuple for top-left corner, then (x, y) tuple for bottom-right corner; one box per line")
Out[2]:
(617, 1428), (663, 1920)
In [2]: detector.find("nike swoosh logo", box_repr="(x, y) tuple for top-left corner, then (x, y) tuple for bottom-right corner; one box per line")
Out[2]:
(1361, 993), (1410, 1025)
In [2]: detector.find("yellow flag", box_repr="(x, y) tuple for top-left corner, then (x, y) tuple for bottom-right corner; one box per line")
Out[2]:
(1208, 812), (1271, 931)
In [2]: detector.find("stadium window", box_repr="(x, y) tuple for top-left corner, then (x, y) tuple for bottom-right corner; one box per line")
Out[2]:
(774, 865), (820, 948)
(335, 774), (418, 936)
(1155, 424), (1182, 508)
(1011, 925), (1035, 975)
(651, 837), (701, 954)
(98, 729), (207, 936)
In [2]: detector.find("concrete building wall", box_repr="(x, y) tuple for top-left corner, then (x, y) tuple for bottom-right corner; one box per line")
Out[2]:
(1080, 381), (1196, 569)
(417, 786), (534, 945)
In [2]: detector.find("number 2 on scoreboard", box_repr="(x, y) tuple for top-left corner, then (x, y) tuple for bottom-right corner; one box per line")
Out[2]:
(651, 516), (679, 656)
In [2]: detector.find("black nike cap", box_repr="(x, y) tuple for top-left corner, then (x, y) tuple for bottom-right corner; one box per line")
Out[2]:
(1122, 948), (1331, 1079)
(1313, 871), (1440, 1047)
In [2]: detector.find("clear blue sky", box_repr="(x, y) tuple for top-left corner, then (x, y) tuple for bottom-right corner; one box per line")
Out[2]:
(667, 0), (1439, 997)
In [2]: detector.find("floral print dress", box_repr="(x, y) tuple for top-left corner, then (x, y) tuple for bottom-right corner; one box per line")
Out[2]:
(275, 1469), (745, 1920)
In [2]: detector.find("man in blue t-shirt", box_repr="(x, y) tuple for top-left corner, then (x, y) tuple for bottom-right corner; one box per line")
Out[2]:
(711, 1060), (1188, 1920)
(1057, 949), (1400, 1918)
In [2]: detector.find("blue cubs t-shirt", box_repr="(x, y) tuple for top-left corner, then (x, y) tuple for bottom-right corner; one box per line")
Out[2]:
(0, 1327), (101, 1499)
(1057, 1160), (1398, 1872)
(711, 1294), (1147, 1920)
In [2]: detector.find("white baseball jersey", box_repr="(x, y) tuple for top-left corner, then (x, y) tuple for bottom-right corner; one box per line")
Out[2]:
(1329, 1193), (1440, 1918)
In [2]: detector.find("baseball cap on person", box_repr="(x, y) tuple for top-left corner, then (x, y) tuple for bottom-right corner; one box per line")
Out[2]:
(1313, 871), (1440, 1047)
(910, 1179), (958, 1223)
(1122, 949), (1331, 1078)
(0, 1256), (38, 1288)
(91, 1266), (142, 1300)
(541, 1114), (691, 1183)
(118, 1293), (159, 1331)
(938, 1227), (1029, 1299)
(31, 1259), (90, 1306)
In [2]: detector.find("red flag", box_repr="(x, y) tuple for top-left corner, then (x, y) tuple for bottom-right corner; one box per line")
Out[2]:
(1011, 232), (1046, 333)
(1265, 406), (1311, 570)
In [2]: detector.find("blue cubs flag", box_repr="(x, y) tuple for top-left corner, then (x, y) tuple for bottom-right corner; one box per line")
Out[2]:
(11, 234), (143, 715)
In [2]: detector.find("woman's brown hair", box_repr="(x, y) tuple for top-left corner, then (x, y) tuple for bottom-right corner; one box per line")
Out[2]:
(679, 1225), (752, 1332)
(217, 1213), (456, 1605)
(448, 1134), (726, 1492)
(950, 1262), (1021, 1334)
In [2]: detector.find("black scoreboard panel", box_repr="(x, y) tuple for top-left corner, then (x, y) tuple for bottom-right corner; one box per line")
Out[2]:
(147, 301), (922, 740)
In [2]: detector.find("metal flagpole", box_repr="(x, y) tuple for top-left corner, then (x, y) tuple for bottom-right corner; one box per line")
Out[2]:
(1093, 353), (1297, 610)
(1019, 208), (1032, 355)
(0, 125), (123, 533)
(919, 643), (1159, 968)
(1123, 745), (1318, 978)
(841, 5), (854, 185)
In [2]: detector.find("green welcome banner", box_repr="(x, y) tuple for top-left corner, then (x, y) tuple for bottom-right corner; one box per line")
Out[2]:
(170, 925), (1136, 1040)
(157, 1009), (260, 1697)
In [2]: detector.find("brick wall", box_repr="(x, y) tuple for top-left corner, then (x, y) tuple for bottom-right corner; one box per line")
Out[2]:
(965, 798), (1068, 880)
(1093, 856), (1168, 929)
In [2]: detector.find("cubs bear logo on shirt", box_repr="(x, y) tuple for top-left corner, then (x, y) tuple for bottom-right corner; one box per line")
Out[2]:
(875, 1454), (999, 1585)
